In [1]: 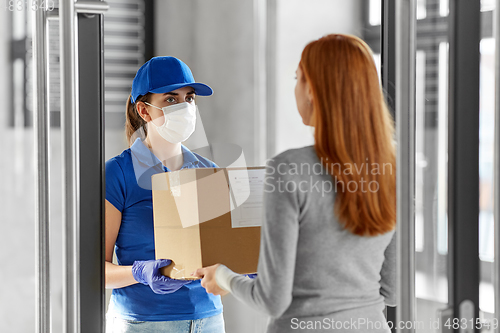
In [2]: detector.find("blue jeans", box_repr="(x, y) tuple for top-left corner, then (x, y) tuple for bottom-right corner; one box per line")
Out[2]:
(106, 313), (225, 333)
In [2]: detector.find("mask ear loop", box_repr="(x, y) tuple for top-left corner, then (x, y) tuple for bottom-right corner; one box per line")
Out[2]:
(143, 101), (163, 111)
(143, 102), (167, 129)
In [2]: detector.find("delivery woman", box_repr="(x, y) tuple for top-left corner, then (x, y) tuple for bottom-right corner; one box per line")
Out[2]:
(194, 34), (397, 333)
(105, 56), (225, 332)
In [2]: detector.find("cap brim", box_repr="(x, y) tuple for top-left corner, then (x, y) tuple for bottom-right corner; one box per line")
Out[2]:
(150, 82), (213, 96)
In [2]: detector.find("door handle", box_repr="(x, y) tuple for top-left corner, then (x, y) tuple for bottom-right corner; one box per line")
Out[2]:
(32, 4), (50, 333)
(59, 1), (107, 333)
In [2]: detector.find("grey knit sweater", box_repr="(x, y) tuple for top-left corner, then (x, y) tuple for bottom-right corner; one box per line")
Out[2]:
(215, 146), (396, 333)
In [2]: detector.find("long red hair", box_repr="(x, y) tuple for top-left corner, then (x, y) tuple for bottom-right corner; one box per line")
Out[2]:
(300, 34), (396, 236)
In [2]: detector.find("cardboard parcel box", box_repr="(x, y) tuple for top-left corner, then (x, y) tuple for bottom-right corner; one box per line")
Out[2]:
(152, 166), (265, 279)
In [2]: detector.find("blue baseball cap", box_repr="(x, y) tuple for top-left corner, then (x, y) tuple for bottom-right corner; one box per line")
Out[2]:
(130, 56), (213, 103)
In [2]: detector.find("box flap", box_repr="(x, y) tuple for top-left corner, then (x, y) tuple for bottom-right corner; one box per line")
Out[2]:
(154, 225), (202, 279)
(152, 170), (204, 278)
(196, 168), (233, 223)
(198, 168), (262, 274)
(152, 169), (202, 229)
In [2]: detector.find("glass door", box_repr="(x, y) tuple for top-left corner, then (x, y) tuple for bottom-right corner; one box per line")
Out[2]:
(384, 0), (498, 332)
(478, 0), (497, 330)
(413, 0), (450, 330)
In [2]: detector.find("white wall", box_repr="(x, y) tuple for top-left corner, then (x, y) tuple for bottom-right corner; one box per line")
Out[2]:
(274, 0), (363, 153)
(155, 0), (259, 167)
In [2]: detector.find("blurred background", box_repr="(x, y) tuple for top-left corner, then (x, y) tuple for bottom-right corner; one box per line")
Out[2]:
(0, 0), (497, 332)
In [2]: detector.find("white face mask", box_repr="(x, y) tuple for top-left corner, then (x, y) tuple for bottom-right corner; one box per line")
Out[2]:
(145, 101), (197, 143)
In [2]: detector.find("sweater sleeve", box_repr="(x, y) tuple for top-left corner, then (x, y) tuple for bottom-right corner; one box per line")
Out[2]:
(379, 231), (397, 306)
(217, 155), (300, 318)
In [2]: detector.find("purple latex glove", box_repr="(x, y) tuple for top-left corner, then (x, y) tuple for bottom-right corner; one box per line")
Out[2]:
(132, 259), (192, 294)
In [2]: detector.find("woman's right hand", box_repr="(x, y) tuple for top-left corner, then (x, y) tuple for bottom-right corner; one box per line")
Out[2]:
(132, 259), (192, 294)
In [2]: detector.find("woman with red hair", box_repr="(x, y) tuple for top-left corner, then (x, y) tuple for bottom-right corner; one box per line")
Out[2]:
(195, 34), (397, 333)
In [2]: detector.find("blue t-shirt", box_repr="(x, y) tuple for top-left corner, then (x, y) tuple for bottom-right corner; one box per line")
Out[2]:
(106, 138), (223, 321)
